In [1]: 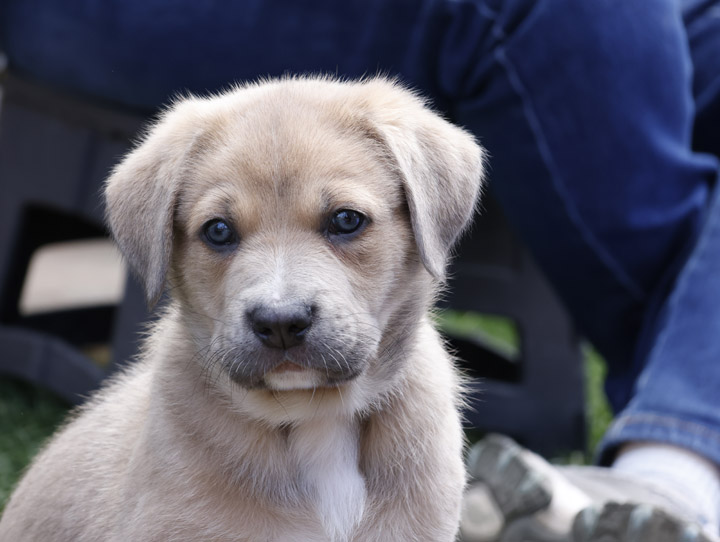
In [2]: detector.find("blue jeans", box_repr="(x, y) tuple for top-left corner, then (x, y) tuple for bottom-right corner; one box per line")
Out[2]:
(3, 0), (719, 465)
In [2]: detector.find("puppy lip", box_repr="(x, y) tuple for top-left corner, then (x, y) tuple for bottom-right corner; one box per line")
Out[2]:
(270, 361), (306, 373)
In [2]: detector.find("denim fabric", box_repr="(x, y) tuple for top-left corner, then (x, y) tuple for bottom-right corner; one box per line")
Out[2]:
(441, 0), (720, 465)
(598, 174), (720, 466)
(0, 0), (445, 111)
(2, 0), (719, 464)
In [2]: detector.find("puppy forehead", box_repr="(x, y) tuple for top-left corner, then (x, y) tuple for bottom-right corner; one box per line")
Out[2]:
(181, 106), (401, 227)
(187, 174), (391, 231)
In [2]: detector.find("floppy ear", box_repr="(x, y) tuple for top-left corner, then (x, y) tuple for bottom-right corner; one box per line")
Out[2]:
(363, 81), (487, 279)
(104, 99), (203, 307)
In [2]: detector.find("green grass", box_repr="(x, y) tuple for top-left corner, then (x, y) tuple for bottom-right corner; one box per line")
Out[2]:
(0, 379), (71, 510)
(439, 311), (521, 361)
(0, 312), (614, 510)
(583, 344), (614, 455)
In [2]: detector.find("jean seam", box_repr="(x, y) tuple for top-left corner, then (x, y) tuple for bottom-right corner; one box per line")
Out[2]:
(597, 411), (720, 466)
(612, 412), (720, 446)
(490, 46), (646, 301)
(474, 2), (506, 42)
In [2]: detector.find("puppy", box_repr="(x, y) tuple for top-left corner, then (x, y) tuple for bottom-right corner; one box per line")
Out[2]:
(0, 77), (485, 542)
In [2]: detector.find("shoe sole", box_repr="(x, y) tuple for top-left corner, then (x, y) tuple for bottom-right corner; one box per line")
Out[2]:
(461, 434), (714, 542)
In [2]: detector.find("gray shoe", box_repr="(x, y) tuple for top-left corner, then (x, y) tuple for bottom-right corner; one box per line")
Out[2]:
(460, 434), (718, 542)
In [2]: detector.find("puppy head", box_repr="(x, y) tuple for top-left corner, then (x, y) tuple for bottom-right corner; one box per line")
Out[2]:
(105, 77), (485, 413)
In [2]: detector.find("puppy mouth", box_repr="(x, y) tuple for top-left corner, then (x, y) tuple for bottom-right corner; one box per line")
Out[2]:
(263, 360), (324, 391)
(223, 345), (366, 391)
(262, 355), (358, 391)
(270, 361), (306, 373)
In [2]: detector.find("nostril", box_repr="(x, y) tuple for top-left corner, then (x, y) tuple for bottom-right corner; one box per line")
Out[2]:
(254, 325), (273, 339)
(288, 311), (312, 336)
(248, 309), (278, 343)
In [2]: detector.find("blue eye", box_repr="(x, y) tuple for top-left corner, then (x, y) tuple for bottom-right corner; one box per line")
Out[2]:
(203, 219), (237, 248)
(328, 209), (366, 236)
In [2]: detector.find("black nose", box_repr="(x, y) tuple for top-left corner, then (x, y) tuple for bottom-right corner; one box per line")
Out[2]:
(248, 304), (313, 349)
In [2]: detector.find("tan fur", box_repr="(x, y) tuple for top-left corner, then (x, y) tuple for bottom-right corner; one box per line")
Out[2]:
(0, 77), (486, 542)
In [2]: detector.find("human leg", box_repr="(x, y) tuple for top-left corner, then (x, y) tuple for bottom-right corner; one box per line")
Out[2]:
(443, 0), (720, 456)
(451, 0), (720, 539)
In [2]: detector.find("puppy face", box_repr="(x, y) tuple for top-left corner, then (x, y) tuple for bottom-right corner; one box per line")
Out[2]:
(172, 104), (415, 391)
(105, 78), (485, 406)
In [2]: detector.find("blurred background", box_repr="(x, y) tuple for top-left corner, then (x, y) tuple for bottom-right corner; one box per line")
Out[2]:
(0, 76), (610, 505)
(0, 3), (614, 511)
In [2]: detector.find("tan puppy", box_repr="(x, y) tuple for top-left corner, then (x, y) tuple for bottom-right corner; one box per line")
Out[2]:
(0, 77), (485, 542)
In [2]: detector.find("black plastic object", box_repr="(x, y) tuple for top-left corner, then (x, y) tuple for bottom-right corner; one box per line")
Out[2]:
(442, 195), (586, 456)
(0, 74), (148, 404)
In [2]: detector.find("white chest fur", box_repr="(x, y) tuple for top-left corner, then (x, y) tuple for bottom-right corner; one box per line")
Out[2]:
(289, 417), (366, 542)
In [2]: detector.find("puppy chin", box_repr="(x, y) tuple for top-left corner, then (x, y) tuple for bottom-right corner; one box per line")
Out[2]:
(263, 363), (323, 391)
